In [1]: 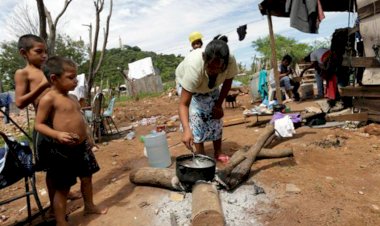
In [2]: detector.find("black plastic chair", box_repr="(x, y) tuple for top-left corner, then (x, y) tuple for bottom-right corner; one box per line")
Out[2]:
(0, 131), (45, 223)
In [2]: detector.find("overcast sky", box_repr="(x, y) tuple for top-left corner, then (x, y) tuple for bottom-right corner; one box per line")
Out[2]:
(0, 0), (356, 68)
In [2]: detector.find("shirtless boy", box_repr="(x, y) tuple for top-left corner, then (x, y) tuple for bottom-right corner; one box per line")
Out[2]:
(35, 56), (106, 226)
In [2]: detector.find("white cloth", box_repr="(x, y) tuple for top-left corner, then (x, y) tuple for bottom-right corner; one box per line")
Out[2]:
(274, 115), (295, 137)
(175, 49), (238, 94)
(128, 57), (155, 80)
(269, 65), (292, 88)
(310, 48), (329, 65)
(69, 73), (86, 101)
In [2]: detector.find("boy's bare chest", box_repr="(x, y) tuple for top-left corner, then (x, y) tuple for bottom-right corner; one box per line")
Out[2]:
(54, 99), (78, 113)
(28, 71), (45, 89)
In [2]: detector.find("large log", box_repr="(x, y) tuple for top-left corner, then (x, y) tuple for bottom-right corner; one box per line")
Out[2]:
(224, 125), (275, 190)
(129, 167), (183, 191)
(256, 148), (293, 159)
(223, 146), (293, 173)
(192, 182), (224, 226)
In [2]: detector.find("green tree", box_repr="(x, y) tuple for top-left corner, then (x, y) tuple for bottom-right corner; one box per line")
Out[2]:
(0, 41), (25, 91)
(252, 34), (312, 65)
(55, 34), (88, 67)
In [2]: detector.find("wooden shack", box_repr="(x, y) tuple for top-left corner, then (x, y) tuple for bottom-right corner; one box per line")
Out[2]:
(123, 57), (164, 96)
(340, 0), (380, 122)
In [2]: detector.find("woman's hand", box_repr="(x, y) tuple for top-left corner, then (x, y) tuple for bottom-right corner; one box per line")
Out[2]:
(212, 105), (224, 119)
(182, 130), (194, 151)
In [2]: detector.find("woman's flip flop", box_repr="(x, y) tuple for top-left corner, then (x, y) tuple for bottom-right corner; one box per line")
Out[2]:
(215, 154), (230, 164)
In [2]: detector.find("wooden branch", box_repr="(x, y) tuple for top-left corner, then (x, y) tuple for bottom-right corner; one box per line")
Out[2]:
(192, 183), (224, 226)
(129, 167), (183, 191)
(256, 148), (293, 159)
(36, 0), (47, 41)
(94, 0), (113, 74)
(87, 0), (102, 98)
(263, 133), (276, 148)
(224, 125), (274, 189)
(54, 0), (73, 27)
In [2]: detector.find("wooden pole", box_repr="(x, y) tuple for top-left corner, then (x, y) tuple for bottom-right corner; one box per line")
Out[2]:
(266, 10), (283, 104)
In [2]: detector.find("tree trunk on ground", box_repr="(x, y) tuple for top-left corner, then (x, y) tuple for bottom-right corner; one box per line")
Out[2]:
(192, 182), (224, 226)
(223, 124), (275, 190)
(129, 167), (182, 191)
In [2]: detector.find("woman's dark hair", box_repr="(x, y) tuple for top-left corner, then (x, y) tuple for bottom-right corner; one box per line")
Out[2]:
(282, 54), (292, 63)
(204, 35), (230, 71)
(213, 34), (228, 43)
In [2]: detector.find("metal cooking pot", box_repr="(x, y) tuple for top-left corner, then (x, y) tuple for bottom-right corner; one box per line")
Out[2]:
(176, 154), (216, 185)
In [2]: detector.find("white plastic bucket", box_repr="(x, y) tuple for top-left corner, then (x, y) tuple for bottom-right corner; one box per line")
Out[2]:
(144, 132), (171, 168)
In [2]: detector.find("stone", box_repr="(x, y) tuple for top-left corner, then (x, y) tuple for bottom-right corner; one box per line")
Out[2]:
(170, 192), (185, 202)
(325, 176), (334, 180)
(358, 191), (364, 195)
(286, 184), (301, 194)
(371, 204), (379, 211)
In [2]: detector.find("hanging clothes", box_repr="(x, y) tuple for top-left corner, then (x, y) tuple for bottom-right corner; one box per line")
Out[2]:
(258, 69), (268, 100)
(285, 0), (318, 33)
(237, 25), (247, 41)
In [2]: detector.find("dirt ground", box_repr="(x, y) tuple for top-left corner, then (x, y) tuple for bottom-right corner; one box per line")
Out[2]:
(1, 91), (380, 226)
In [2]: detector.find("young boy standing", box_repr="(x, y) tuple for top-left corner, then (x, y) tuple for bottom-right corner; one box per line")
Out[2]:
(14, 34), (49, 110)
(35, 56), (106, 226)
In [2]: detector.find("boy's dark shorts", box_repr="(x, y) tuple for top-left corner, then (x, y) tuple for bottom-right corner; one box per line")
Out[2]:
(33, 130), (52, 171)
(45, 140), (100, 190)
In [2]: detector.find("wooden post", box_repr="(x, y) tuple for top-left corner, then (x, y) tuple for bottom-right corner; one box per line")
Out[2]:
(192, 182), (224, 226)
(267, 10), (283, 104)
